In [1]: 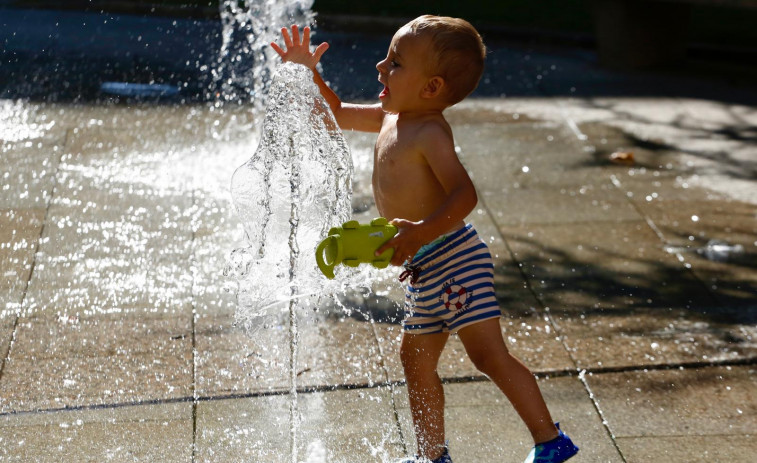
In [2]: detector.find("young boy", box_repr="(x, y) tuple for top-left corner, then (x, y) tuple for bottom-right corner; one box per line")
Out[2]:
(271, 16), (579, 463)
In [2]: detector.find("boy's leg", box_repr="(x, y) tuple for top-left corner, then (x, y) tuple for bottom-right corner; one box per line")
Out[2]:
(457, 318), (559, 444)
(400, 331), (450, 460)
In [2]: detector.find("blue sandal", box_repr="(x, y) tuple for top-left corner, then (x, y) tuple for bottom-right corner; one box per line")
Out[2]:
(523, 423), (579, 463)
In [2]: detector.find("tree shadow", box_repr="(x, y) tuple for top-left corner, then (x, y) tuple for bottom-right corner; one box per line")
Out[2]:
(563, 101), (757, 185)
(500, 230), (757, 326)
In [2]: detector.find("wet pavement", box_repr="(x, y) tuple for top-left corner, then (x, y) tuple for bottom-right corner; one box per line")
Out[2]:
(1, 6), (757, 463)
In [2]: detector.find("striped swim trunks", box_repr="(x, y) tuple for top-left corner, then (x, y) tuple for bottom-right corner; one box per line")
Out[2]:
(401, 224), (502, 334)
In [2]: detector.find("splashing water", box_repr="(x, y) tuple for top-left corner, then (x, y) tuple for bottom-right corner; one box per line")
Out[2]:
(225, 61), (368, 463)
(225, 62), (355, 328)
(213, 0), (314, 108)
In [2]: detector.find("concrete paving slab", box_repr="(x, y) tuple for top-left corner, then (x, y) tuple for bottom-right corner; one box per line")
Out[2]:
(0, 317), (15, 366)
(485, 182), (641, 226)
(608, 173), (757, 305)
(683, 252), (757, 313)
(557, 306), (755, 369)
(631, 197), (757, 309)
(451, 121), (643, 225)
(615, 434), (756, 462)
(586, 365), (757, 460)
(500, 220), (716, 311)
(468, 210), (553, 314)
(566, 98), (757, 199)
(199, 389), (405, 462)
(195, 395), (291, 463)
(190, 201), (295, 396)
(455, 122), (625, 191)
(0, 401), (192, 462)
(591, 98), (756, 152)
(576, 121), (689, 172)
(609, 169), (725, 204)
(13, 124), (198, 318)
(1, 99), (68, 143)
(22, 238), (194, 318)
(297, 387), (405, 462)
(57, 128), (195, 217)
(635, 198), (756, 247)
(195, 311), (291, 397)
(393, 378), (622, 462)
(296, 315), (388, 389)
(0, 208), (44, 313)
(496, 220), (756, 368)
(0, 140), (61, 210)
(364, 320), (402, 379)
(0, 315), (193, 413)
(46, 179), (193, 235)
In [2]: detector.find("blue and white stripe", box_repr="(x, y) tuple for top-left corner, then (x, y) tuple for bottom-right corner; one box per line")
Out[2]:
(402, 224), (502, 334)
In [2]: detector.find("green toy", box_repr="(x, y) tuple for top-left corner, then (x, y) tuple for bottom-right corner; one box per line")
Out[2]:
(315, 217), (398, 279)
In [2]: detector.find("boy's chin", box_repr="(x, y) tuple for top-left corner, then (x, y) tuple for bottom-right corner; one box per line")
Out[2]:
(379, 98), (399, 113)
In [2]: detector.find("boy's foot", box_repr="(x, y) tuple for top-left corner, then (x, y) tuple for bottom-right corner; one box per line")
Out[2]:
(394, 447), (452, 463)
(523, 423), (579, 463)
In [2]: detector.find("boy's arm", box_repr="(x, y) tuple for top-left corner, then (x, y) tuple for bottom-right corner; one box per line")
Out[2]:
(271, 25), (384, 133)
(377, 125), (479, 266)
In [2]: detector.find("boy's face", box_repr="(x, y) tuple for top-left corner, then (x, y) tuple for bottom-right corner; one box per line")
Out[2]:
(376, 28), (435, 113)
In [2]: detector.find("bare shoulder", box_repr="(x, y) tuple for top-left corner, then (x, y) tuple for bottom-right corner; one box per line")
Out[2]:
(413, 114), (455, 156)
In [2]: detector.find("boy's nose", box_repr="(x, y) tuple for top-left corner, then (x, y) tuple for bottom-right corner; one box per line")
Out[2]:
(376, 58), (386, 73)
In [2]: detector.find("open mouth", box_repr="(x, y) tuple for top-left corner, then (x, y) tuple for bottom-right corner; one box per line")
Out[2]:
(378, 75), (388, 99)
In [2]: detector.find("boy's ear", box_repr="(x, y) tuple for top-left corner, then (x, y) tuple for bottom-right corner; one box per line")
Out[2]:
(421, 76), (445, 99)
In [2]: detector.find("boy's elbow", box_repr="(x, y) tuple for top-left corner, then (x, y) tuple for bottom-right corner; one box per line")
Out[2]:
(334, 112), (351, 131)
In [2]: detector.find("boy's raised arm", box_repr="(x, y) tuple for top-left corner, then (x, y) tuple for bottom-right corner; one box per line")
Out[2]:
(271, 25), (384, 133)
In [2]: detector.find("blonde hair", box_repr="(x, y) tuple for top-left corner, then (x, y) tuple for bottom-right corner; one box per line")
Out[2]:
(407, 15), (486, 106)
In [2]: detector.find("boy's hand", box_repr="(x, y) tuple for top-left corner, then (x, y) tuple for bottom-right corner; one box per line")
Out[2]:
(375, 219), (430, 267)
(270, 25), (329, 70)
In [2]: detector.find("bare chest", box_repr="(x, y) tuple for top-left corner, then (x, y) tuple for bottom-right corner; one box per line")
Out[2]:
(374, 125), (422, 172)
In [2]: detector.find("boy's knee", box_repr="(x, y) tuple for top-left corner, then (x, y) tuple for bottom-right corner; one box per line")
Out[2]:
(468, 349), (499, 376)
(400, 344), (435, 376)
(399, 343), (419, 369)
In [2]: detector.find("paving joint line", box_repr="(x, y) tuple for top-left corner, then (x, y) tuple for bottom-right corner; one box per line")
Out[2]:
(367, 317), (409, 455)
(549, 97), (638, 461)
(3, 355), (755, 419)
(476, 177), (625, 457)
(608, 174), (724, 307)
(189, 189), (199, 463)
(475, 192), (583, 371)
(0, 128), (69, 386)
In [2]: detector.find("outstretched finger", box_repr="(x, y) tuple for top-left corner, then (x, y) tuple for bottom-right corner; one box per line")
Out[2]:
(313, 42), (329, 62)
(270, 41), (285, 58)
(281, 27), (293, 49)
(291, 25), (300, 47)
(303, 26), (311, 46)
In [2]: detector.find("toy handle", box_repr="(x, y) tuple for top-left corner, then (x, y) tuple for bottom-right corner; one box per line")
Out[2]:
(315, 235), (340, 279)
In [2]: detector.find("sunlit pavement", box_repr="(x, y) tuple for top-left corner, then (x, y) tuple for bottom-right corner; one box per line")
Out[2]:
(1, 10), (757, 463)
